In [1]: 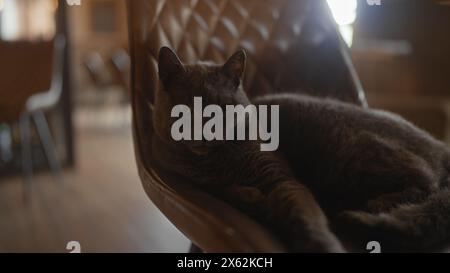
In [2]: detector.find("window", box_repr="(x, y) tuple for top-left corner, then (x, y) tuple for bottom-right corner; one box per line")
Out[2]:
(0, 0), (57, 41)
(326, 0), (358, 47)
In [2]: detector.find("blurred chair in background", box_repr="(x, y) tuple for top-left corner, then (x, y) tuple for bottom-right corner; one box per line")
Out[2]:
(78, 49), (131, 131)
(82, 52), (112, 107)
(110, 48), (131, 105)
(19, 36), (66, 192)
(83, 52), (112, 91)
(110, 48), (131, 92)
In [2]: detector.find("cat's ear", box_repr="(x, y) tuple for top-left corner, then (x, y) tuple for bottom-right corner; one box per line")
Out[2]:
(158, 47), (185, 85)
(222, 49), (246, 86)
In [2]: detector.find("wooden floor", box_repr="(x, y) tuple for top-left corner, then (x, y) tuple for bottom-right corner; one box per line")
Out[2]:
(0, 127), (190, 253)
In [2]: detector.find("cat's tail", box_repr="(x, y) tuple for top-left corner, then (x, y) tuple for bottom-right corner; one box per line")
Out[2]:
(336, 189), (450, 252)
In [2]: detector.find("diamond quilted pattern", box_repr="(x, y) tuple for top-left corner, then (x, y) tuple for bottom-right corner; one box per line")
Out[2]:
(128, 0), (367, 137)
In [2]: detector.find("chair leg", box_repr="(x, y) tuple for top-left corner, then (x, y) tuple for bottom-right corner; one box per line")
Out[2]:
(189, 243), (203, 253)
(32, 111), (63, 183)
(20, 114), (33, 194)
(0, 123), (13, 163)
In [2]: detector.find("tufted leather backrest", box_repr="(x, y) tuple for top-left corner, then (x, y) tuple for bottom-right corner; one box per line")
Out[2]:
(128, 0), (366, 105)
(128, 0), (366, 252)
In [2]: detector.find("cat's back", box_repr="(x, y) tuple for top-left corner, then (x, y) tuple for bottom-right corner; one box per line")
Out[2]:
(254, 93), (450, 182)
(254, 93), (443, 150)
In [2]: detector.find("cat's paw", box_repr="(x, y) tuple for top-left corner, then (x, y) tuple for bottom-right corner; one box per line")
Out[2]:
(289, 225), (347, 253)
(338, 210), (384, 227)
(367, 199), (396, 213)
(335, 210), (390, 242)
(366, 188), (428, 213)
(292, 232), (346, 253)
(312, 231), (347, 253)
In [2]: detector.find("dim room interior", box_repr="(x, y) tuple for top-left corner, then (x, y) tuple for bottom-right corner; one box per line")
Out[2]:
(0, 0), (450, 253)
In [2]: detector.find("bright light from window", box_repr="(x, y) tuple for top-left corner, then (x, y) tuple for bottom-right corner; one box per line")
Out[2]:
(1, 0), (20, 40)
(327, 0), (357, 26)
(0, 0), (57, 40)
(327, 0), (358, 47)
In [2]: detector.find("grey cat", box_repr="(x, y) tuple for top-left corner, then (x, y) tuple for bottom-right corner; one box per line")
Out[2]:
(151, 46), (450, 252)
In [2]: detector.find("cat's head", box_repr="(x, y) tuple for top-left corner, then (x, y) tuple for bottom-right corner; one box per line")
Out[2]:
(153, 47), (250, 152)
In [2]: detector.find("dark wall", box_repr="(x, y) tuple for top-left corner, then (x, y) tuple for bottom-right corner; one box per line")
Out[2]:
(352, 0), (450, 140)
(354, 0), (450, 97)
(0, 41), (53, 122)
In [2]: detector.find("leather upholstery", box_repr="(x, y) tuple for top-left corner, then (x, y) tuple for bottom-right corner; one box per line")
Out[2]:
(128, 0), (366, 252)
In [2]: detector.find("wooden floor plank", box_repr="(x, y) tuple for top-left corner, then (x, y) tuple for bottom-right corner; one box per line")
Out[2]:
(0, 127), (190, 253)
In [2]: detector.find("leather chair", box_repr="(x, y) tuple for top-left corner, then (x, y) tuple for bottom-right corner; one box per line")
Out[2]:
(127, 0), (367, 252)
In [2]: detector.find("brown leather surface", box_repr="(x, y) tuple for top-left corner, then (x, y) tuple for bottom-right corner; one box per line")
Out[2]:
(127, 0), (366, 252)
(0, 41), (53, 122)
